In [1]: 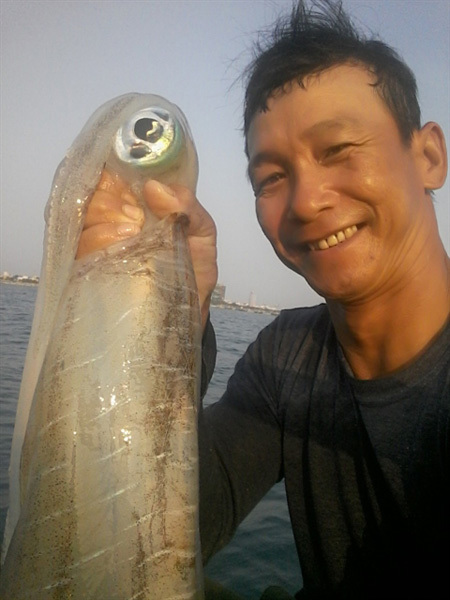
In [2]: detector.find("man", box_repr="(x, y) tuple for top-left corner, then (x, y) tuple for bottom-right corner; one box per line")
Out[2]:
(79, 1), (449, 597)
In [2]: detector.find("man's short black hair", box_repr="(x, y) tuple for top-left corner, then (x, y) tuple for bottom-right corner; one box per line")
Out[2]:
(243, 0), (421, 147)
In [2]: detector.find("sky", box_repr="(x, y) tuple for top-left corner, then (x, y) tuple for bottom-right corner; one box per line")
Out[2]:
(1, 0), (449, 309)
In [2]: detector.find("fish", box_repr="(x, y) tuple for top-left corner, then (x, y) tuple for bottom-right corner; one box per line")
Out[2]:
(0, 93), (204, 599)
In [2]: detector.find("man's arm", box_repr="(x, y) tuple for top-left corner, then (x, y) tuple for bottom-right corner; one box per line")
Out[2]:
(200, 315), (217, 399)
(199, 320), (284, 562)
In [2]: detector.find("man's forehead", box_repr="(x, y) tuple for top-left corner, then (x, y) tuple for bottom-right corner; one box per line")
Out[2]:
(247, 113), (366, 163)
(245, 66), (386, 158)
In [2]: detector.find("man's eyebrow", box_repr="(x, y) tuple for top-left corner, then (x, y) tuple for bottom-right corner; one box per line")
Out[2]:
(302, 117), (363, 137)
(247, 117), (363, 180)
(247, 151), (283, 182)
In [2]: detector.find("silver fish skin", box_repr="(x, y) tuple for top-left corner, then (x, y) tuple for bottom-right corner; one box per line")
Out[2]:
(0, 94), (203, 599)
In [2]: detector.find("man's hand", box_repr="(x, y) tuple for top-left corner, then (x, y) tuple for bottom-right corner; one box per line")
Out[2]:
(76, 170), (145, 258)
(77, 170), (218, 330)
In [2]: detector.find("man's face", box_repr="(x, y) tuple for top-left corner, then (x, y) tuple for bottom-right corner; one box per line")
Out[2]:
(247, 64), (431, 303)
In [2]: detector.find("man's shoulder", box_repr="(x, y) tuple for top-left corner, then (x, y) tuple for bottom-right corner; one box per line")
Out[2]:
(278, 302), (328, 320)
(256, 303), (333, 359)
(275, 303), (330, 335)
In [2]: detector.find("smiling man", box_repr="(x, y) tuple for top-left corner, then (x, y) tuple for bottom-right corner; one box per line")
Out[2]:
(246, 62), (448, 379)
(78, 1), (449, 598)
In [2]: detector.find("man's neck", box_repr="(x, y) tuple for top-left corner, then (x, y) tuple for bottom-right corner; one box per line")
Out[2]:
(327, 251), (450, 380)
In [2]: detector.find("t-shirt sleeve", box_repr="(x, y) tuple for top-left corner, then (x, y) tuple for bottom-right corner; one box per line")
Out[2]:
(199, 317), (283, 562)
(200, 314), (217, 399)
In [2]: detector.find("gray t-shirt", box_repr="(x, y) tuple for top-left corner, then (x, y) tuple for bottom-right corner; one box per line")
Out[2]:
(199, 305), (449, 598)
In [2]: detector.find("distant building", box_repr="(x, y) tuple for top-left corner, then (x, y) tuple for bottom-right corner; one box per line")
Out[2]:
(249, 291), (256, 307)
(1, 272), (39, 284)
(211, 283), (226, 305)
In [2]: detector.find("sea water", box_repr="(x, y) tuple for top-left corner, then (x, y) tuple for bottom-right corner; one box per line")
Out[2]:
(0, 282), (302, 598)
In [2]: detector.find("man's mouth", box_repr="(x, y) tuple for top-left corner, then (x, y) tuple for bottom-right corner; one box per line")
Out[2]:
(308, 225), (358, 251)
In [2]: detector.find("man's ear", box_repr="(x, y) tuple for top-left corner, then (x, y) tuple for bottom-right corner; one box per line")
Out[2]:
(414, 122), (448, 191)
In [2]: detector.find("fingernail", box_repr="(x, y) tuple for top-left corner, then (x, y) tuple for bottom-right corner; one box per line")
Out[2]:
(122, 204), (143, 220)
(121, 191), (138, 205)
(117, 223), (141, 236)
(145, 179), (175, 196)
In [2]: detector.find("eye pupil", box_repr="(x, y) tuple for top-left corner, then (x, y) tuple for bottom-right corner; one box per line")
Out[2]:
(134, 118), (163, 143)
(130, 144), (149, 158)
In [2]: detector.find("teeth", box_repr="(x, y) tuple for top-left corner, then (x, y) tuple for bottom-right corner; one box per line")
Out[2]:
(309, 225), (357, 251)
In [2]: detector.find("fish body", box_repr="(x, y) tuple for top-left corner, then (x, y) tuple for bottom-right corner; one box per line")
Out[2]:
(0, 94), (203, 599)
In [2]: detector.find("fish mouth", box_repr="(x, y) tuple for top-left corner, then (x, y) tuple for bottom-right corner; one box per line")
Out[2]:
(308, 225), (358, 251)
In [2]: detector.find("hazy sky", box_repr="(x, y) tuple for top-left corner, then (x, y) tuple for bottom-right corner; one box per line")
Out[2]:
(1, 0), (449, 308)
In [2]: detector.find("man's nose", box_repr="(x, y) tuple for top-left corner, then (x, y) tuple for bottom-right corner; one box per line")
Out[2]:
(286, 168), (337, 222)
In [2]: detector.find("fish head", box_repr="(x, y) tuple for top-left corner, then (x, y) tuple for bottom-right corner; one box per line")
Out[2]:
(107, 95), (198, 195)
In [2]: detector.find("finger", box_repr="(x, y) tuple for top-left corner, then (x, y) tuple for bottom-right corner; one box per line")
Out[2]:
(83, 169), (144, 229)
(143, 180), (216, 238)
(143, 180), (184, 217)
(96, 169), (136, 199)
(76, 222), (141, 259)
(84, 190), (145, 229)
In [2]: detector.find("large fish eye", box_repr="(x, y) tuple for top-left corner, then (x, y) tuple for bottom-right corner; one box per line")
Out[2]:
(134, 118), (164, 143)
(113, 105), (181, 170)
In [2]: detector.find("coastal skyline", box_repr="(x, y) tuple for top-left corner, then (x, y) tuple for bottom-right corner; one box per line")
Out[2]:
(1, 1), (449, 309)
(0, 272), (274, 312)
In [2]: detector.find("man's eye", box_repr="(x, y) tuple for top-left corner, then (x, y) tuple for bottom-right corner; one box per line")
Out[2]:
(254, 173), (285, 197)
(322, 143), (352, 160)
